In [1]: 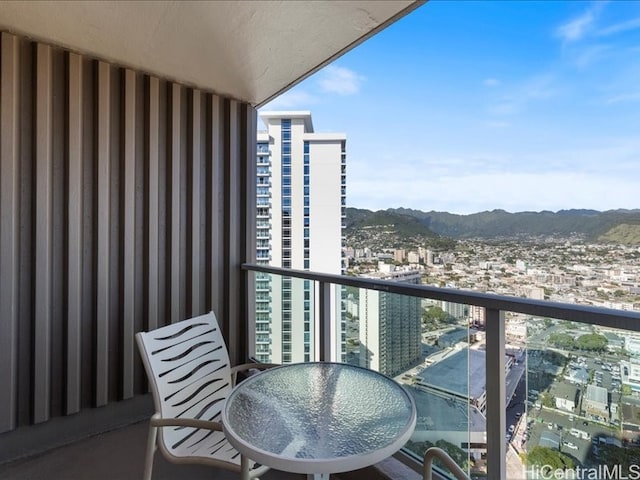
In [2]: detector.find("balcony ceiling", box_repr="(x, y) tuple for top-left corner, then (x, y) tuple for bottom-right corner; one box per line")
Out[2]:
(0, 0), (422, 107)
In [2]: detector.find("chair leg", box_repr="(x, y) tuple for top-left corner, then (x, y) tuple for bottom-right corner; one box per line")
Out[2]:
(143, 424), (158, 480)
(241, 454), (250, 480)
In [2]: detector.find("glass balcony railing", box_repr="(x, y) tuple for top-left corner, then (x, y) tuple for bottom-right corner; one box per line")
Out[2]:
(243, 263), (640, 480)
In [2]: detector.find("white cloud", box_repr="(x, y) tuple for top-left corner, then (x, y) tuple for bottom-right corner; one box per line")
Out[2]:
(484, 78), (501, 87)
(556, 4), (604, 42)
(488, 74), (557, 116)
(317, 65), (365, 95)
(598, 17), (640, 36)
(348, 171), (639, 214)
(572, 44), (612, 68)
(260, 89), (317, 110)
(604, 91), (640, 105)
(485, 121), (510, 129)
(346, 138), (640, 214)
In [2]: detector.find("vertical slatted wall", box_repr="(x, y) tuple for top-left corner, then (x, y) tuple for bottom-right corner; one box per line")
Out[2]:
(0, 32), (255, 434)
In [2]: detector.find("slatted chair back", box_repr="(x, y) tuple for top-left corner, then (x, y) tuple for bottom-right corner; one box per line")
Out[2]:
(136, 311), (235, 461)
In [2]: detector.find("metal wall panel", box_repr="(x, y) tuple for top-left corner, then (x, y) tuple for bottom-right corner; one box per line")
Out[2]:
(96, 60), (111, 408)
(0, 32), (256, 441)
(147, 76), (161, 334)
(33, 43), (53, 424)
(66, 52), (83, 415)
(122, 69), (137, 400)
(0, 32), (20, 433)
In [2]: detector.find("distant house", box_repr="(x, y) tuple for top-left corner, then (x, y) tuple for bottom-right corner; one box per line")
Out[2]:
(625, 336), (640, 357)
(583, 384), (609, 421)
(621, 359), (640, 393)
(565, 366), (589, 385)
(621, 403), (640, 441)
(603, 331), (624, 351)
(550, 382), (579, 412)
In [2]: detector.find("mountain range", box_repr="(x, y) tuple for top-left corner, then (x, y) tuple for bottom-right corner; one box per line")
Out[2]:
(345, 207), (640, 244)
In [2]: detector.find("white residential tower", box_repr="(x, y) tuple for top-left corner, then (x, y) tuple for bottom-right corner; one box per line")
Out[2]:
(255, 111), (346, 364)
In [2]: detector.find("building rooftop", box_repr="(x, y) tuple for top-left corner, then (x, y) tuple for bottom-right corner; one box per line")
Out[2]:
(260, 111), (314, 132)
(550, 381), (579, 402)
(408, 386), (486, 433)
(416, 348), (486, 401)
(584, 384), (609, 405)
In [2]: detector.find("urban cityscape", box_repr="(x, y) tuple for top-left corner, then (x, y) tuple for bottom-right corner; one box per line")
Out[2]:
(255, 110), (640, 478)
(344, 236), (640, 477)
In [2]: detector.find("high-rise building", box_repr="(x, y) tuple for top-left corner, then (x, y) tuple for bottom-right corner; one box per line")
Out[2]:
(255, 111), (346, 364)
(358, 268), (422, 377)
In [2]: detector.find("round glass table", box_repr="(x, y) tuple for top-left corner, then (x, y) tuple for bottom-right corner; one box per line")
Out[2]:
(222, 362), (416, 480)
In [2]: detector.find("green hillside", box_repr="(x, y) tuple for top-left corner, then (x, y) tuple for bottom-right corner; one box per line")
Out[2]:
(345, 208), (453, 249)
(598, 223), (640, 245)
(390, 208), (640, 242)
(345, 207), (640, 245)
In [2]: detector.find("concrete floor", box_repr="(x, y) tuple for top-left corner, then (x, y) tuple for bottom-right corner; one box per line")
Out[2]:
(0, 420), (304, 480)
(0, 420), (398, 480)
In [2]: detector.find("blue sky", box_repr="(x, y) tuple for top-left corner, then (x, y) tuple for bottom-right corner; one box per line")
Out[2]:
(261, 1), (640, 215)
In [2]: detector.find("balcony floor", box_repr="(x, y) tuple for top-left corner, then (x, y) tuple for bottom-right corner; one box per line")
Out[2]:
(0, 420), (390, 480)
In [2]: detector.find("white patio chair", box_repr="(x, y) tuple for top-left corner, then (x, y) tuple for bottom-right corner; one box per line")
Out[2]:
(135, 311), (277, 480)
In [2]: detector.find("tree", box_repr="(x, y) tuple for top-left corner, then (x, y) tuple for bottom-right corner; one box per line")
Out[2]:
(423, 306), (453, 324)
(548, 332), (576, 349)
(576, 333), (608, 351)
(598, 444), (640, 473)
(541, 392), (555, 408)
(526, 446), (575, 470)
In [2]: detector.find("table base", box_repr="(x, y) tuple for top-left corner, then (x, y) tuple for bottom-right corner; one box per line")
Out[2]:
(308, 475), (329, 480)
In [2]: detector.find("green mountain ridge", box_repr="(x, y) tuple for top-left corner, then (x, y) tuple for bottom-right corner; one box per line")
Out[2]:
(346, 207), (640, 244)
(344, 208), (455, 249)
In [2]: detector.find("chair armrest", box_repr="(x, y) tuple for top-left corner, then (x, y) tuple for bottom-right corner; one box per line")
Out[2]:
(230, 362), (280, 385)
(150, 414), (223, 432)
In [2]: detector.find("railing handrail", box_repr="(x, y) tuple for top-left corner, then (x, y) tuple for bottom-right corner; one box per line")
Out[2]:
(242, 263), (640, 331)
(423, 447), (470, 480)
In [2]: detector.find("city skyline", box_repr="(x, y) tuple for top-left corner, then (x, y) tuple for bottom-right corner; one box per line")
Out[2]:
(260, 1), (640, 215)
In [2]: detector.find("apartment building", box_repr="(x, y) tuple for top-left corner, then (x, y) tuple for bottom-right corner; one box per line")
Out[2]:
(255, 112), (346, 364)
(358, 268), (422, 376)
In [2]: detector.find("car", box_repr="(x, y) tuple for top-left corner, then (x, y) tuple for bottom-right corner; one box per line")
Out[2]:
(583, 421), (589, 426)
(515, 412), (521, 418)
(563, 441), (578, 450)
(509, 425), (515, 433)
(548, 422), (554, 430)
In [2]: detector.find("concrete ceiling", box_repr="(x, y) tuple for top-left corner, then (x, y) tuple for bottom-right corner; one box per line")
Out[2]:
(0, 0), (423, 107)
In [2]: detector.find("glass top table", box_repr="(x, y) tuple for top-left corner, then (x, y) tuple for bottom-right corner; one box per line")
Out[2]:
(222, 362), (416, 479)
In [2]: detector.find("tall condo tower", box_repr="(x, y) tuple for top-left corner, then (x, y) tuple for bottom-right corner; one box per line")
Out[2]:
(255, 112), (346, 364)
(358, 269), (422, 376)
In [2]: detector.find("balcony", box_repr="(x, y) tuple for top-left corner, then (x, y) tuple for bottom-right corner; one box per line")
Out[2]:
(243, 263), (640, 479)
(2, 268), (638, 480)
(3, 2), (635, 480)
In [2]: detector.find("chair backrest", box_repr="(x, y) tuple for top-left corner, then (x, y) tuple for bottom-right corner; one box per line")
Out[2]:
(136, 311), (233, 427)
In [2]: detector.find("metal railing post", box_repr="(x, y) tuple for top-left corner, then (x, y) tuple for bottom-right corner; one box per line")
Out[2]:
(485, 307), (506, 480)
(318, 280), (332, 361)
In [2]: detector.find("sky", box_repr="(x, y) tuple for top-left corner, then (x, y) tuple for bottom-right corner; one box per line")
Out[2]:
(260, 1), (640, 215)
